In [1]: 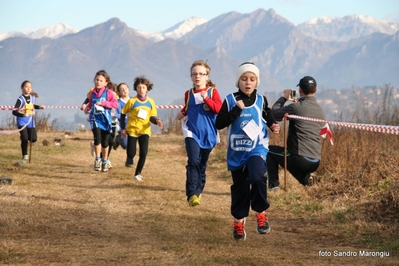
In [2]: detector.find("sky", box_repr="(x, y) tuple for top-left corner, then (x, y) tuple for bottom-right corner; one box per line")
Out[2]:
(1, 0), (399, 35)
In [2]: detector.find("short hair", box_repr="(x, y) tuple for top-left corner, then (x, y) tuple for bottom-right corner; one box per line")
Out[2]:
(133, 76), (153, 91)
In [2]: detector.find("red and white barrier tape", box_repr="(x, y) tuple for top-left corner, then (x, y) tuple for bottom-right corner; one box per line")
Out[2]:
(0, 116), (32, 134)
(288, 115), (399, 135)
(1, 105), (184, 134)
(156, 105), (184, 109)
(2, 106), (396, 135)
(0, 106), (17, 110)
(0, 105), (184, 111)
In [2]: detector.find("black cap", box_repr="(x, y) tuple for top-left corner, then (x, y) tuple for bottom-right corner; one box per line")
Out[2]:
(297, 76), (317, 88)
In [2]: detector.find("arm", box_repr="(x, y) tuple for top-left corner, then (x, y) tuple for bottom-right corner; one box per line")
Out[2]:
(101, 90), (119, 109)
(120, 113), (127, 137)
(115, 102), (122, 120)
(203, 88), (222, 114)
(34, 104), (45, 110)
(261, 96), (279, 133)
(177, 90), (189, 120)
(215, 100), (243, 130)
(150, 116), (164, 129)
(80, 98), (89, 111)
(262, 96), (277, 129)
(85, 96), (93, 113)
(271, 96), (296, 121)
(120, 113), (126, 130)
(12, 99), (24, 117)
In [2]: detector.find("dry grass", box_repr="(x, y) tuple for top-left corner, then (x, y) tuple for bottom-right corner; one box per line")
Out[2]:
(0, 129), (398, 265)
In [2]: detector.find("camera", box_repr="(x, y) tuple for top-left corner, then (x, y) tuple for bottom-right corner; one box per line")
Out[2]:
(290, 90), (297, 100)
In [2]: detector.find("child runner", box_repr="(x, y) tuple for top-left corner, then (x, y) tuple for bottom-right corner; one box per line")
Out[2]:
(12, 80), (46, 166)
(81, 82), (119, 167)
(107, 82), (119, 168)
(215, 62), (280, 241)
(113, 82), (130, 150)
(177, 60), (222, 207)
(120, 76), (163, 181)
(84, 70), (118, 172)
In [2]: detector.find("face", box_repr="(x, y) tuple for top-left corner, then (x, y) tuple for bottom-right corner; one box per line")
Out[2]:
(191, 65), (208, 89)
(136, 83), (148, 98)
(21, 82), (32, 96)
(118, 84), (130, 98)
(94, 75), (107, 90)
(238, 72), (257, 96)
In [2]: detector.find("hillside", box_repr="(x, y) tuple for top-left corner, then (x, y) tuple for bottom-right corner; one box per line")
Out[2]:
(1, 8), (399, 125)
(0, 129), (398, 265)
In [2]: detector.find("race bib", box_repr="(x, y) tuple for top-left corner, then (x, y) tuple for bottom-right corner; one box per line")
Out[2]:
(194, 93), (204, 105)
(242, 119), (261, 141)
(137, 108), (148, 119)
(94, 105), (105, 114)
(22, 103), (34, 115)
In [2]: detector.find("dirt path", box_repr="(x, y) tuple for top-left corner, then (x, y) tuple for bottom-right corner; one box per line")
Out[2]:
(0, 132), (396, 265)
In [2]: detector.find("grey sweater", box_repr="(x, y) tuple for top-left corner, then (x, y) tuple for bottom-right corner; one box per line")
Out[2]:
(272, 96), (326, 159)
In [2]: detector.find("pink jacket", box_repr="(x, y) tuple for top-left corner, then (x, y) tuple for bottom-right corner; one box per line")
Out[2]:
(86, 87), (118, 110)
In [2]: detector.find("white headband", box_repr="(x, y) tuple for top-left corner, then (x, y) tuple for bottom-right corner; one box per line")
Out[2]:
(236, 63), (260, 88)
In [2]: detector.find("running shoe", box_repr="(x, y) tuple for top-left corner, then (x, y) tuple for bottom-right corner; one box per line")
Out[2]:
(233, 218), (246, 241)
(188, 195), (200, 207)
(102, 161), (109, 172)
(256, 212), (270, 234)
(134, 174), (143, 182)
(94, 158), (102, 171)
(125, 157), (134, 168)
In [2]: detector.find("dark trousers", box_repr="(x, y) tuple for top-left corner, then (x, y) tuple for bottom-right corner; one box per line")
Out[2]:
(267, 145), (320, 187)
(19, 127), (37, 156)
(107, 126), (116, 156)
(231, 156), (269, 219)
(127, 134), (149, 176)
(184, 137), (212, 200)
(92, 127), (111, 148)
(117, 130), (128, 149)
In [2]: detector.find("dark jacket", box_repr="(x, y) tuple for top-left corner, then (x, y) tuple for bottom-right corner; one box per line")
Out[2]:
(271, 95), (326, 159)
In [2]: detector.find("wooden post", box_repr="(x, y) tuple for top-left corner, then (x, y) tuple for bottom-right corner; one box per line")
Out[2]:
(283, 116), (287, 191)
(29, 113), (35, 163)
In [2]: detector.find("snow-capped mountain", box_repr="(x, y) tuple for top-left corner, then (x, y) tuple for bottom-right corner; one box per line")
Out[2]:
(137, 16), (207, 42)
(2, 14), (398, 44)
(0, 23), (77, 41)
(1, 10), (398, 126)
(298, 15), (399, 42)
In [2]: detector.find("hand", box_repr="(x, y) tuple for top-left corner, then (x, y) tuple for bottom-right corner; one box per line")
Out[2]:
(80, 104), (87, 111)
(271, 123), (280, 134)
(96, 102), (102, 106)
(40, 105), (46, 110)
(236, 100), (244, 109)
(200, 90), (207, 99)
(121, 129), (127, 137)
(84, 108), (90, 115)
(282, 89), (291, 100)
(157, 119), (164, 130)
(177, 111), (185, 120)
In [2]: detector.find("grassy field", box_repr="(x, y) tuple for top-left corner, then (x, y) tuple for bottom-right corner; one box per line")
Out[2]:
(0, 129), (398, 265)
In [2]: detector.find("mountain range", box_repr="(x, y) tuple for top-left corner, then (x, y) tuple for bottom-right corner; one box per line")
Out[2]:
(1, 8), (398, 125)
(297, 15), (399, 42)
(0, 23), (78, 42)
